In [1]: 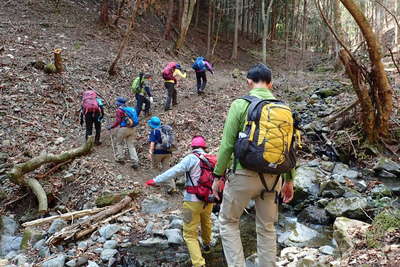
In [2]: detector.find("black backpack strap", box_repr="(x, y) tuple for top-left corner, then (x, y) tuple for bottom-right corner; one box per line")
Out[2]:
(240, 96), (283, 121)
(258, 173), (280, 200)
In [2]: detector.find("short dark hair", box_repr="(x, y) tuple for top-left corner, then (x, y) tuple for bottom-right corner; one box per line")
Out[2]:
(246, 64), (272, 83)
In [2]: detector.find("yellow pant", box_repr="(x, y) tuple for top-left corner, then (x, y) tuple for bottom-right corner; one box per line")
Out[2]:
(182, 201), (213, 267)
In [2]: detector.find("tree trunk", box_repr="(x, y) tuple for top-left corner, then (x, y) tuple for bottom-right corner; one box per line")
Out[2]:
(100, 0), (110, 25)
(113, 0), (126, 26)
(175, 0), (197, 51)
(109, 0), (141, 75)
(207, 0), (213, 57)
(164, 0), (175, 40)
(339, 0), (393, 140)
(195, 0), (200, 27)
(396, 0), (400, 45)
(301, 0), (308, 61)
(53, 48), (63, 73)
(262, 0), (274, 64)
(231, 0), (240, 59)
(333, 0), (343, 70)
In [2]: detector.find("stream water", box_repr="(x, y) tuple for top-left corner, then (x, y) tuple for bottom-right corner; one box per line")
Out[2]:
(121, 211), (334, 267)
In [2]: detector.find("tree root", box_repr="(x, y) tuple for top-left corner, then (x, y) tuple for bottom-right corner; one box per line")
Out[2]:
(7, 137), (94, 213)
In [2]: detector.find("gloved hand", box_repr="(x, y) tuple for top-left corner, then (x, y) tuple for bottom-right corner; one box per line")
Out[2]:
(145, 179), (156, 186)
(149, 97), (154, 104)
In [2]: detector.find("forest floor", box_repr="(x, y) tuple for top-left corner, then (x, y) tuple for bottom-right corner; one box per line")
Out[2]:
(1, 0), (399, 266)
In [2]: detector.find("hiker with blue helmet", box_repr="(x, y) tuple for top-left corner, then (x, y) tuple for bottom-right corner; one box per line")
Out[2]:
(131, 73), (153, 116)
(106, 97), (140, 169)
(192, 57), (213, 95)
(162, 62), (187, 111)
(147, 116), (175, 192)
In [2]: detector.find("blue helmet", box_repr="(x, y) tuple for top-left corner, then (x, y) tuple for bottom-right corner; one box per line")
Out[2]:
(175, 64), (182, 70)
(115, 97), (127, 106)
(147, 116), (161, 129)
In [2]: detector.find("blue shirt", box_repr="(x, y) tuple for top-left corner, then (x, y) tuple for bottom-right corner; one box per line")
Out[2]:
(148, 128), (171, 154)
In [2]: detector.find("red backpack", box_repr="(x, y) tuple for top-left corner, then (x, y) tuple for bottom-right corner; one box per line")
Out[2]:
(82, 90), (100, 114)
(186, 153), (223, 203)
(162, 62), (176, 81)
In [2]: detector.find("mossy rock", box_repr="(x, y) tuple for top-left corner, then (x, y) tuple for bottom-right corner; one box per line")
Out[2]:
(95, 189), (141, 207)
(317, 88), (340, 98)
(366, 209), (400, 248)
(20, 228), (43, 250)
(44, 63), (56, 74)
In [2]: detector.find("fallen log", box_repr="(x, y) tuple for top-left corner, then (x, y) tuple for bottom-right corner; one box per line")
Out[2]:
(22, 207), (106, 227)
(7, 137), (94, 213)
(325, 100), (359, 124)
(47, 196), (132, 245)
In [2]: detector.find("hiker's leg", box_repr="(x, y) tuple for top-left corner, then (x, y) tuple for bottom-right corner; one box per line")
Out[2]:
(164, 82), (173, 110)
(172, 84), (177, 106)
(94, 112), (101, 144)
(195, 72), (202, 92)
(254, 175), (281, 267)
(115, 127), (127, 161)
(200, 72), (207, 92)
(126, 128), (139, 165)
(84, 112), (94, 140)
(161, 154), (175, 191)
(200, 203), (213, 246)
(151, 154), (162, 171)
(219, 170), (257, 267)
(183, 202), (205, 267)
(143, 96), (151, 114)
(135, 94), (143, 116)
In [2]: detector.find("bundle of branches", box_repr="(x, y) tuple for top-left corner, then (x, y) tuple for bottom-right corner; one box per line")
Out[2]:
(7, 137), (94, 213)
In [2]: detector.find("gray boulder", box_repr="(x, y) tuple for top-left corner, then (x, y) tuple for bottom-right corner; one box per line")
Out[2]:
(100, 248), (118, 262)
(374, 157), (400, 175)
(42, 254), (65, 267)
(48, 219), (67, 234)
(293, 166), (320, 202)
(333, 217), (370, 253)
(1, 217), (18, 236)
(0, 235), (22, 256)
(325, 197), (368, 219)
(370, 184), (392, 198)
(169, 219), (183, 230)
(332, 163), (359, 180)
(103, 240), (118, 249)
(98, 224), (120, 240)
(138, 237), (169, 248)
(298, 206), (331, 225)
(141, 196), (169, 214)
(164, 229), (184, 245)
(319, 180), (345, 198)
(287, 223), (319, 243)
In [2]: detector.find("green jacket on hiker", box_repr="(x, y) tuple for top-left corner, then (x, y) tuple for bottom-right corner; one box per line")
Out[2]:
(213, 87), (295, 181)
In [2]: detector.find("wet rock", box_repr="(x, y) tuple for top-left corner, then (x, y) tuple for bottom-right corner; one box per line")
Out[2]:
(320, 180), (345, 198)
(87, 261), (99, 267)
(325, 197), (368, 219)
(287, 223), (319, 243)
(103, 240), (118, 249)
(98, 224), (120, 240)
(164, 229), (184, 245)
(319, 245), (335, 255)
(100, 248), (118, 262)
(332, 163), (359, 180)
(48, 219), (67, 234)
(1, 216), (17, 236)
(293, 166), (320, 202)
(39, 246), (50, 258)
(298, 206), (331, 225)
(333, 217), (370, 253)
(0, 235), (22, 256)
(374, 157), (400, 175)
(370, 184), (392, 198)
(141, 196), (169, 214)
(138, 237), (169, 248)
(42, 254), (65, 267)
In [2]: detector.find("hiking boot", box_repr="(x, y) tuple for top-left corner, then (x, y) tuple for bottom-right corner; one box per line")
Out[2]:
(132, 162), (139, 169)
(203, 244), (211, 254)
(94, 141), (102, 146)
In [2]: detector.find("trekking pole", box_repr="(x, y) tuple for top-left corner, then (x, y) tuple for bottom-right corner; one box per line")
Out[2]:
(107, 117), (118, 161)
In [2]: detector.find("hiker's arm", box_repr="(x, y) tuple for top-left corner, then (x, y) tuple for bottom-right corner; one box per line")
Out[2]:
(110, 109), (123, 129)
(214, 101), (242, 176)
(205, 61), (213, 74)
(154, 155), (193, 184)
(174, 69), (187, 79)
(99, 105), (104, 119)
(80, 108), (84, 126)
(282, 168), (296, 182)
(145, 86), (152, 97)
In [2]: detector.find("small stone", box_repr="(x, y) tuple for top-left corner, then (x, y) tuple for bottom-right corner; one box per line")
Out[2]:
(77, 256), (89, 266)
(141, 196), (170, 214)
(94, 248), (103, 254)
(100, 249), (118, 262)
(33, 239), (45, 250)
(319, 245), (335, 255)
(378, 170), (397, 178)
(98, 224), (121, 240)
(280, 246), (301, 258)
(97, 237), (106, 243)
(42, 254), (65, 267)
(1, 216), (18, 236)
(39, 246), (50, 258)
(54, 137), (65, 145)
(5, 251), (17, 259)
(138, 237), (169, 248)
(145, 222), (154, 234)
(169, 219), (183, 229)
(164, 229), (184, 245)
(15, 254), (27, 266)
(0, 235), (22, 255)
(2, 140), (11, 146)
(48, 219), (67, 234)
(87, 261), (99, 267)
(103, 240), (118, 249)
(77, 241), (88, 251)
(65, 259), (77, 267)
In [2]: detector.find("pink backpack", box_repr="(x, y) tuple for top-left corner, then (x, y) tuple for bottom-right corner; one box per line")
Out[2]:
(162, 62), (176, 81)
(82, 90), (100, 114)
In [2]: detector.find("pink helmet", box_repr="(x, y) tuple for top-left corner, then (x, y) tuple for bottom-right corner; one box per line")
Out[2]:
(191, 136), (207, 148)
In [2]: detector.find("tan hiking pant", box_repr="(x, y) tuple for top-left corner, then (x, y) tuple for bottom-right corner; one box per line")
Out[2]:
(219, 169), (282, 267)
(115, 127), (138, 163)
(152, 154), (175, 190)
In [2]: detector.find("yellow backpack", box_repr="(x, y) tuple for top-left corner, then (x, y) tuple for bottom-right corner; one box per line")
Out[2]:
(234, 96), (298, 176)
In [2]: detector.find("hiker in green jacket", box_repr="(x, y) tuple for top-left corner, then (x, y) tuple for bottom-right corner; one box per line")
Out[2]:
(131, 73), (153, 116)
(212, 64), (295, 267)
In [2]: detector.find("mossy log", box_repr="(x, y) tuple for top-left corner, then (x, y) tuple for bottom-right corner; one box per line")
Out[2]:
(7, 137), (94, 213)
(95, 189), (140, 207)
